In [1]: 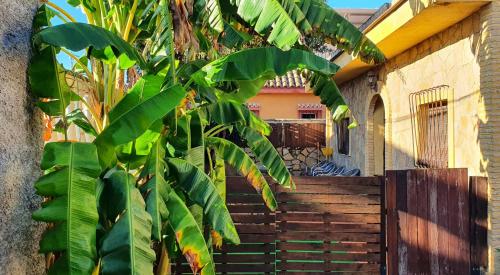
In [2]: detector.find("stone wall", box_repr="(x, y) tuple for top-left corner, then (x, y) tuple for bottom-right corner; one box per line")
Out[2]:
(330, 3), (499, 272)
(330, 9), (485, 176)
(0, 2), (45, 274)
(242, 147), (325, 176)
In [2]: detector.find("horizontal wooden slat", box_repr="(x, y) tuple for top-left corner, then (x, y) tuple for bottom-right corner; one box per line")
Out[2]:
(277, 241), (381, 253)
(236, 224), (276, 234)
(277, 194), (380, 204)
(291, 177), (381, 186)
(278, 203), (381, 214)
(279, 251), (380, 262)
(219, 243), (275, 253)
(277, 213), (380, 223)
(277, 262), (380, 271)
(174, 176), (384, 274)
(276, 272), (372, 275)
(276, 184), (381, 195)
(278, 222), (380, 233)
(227, 233), (275, 243)
(278, 232), (380, 242)
(213, 253), (274, 262)
(231, 214), (275, 224)
(227, 204), (271, 213)
(173, 263), (275, 273)
(227, 194), (268, 203)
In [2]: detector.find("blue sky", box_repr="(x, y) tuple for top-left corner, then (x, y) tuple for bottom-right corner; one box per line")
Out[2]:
(54, 0), (389, 23)
(328, 0), (388, 8)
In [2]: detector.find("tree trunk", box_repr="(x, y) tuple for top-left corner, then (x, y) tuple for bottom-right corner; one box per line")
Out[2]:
(0, 2), (45, 273)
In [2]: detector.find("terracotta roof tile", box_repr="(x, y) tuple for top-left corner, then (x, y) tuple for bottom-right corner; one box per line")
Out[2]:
(265, 70), (306, 88)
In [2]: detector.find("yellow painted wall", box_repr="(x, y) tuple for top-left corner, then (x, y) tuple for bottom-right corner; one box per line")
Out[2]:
(329, 10), (485, 176)
(248, 92), (324, 120)
(330, 4), (500, 272)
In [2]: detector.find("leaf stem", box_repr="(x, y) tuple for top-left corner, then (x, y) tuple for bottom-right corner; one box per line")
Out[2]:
(123, 0), (139, 41)
(47, 1), (77, 22)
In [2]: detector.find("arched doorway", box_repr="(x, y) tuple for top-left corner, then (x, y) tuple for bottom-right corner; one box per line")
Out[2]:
(367, 95), (385, 176)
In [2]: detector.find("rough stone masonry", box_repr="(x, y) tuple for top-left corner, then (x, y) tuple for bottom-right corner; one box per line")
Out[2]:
(0, 1), (45, 273)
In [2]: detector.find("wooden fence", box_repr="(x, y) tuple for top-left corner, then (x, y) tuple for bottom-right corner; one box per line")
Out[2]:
(268, 120), (326, 148)
(386, 169), (488, 274)
(172, 176), (384, 274)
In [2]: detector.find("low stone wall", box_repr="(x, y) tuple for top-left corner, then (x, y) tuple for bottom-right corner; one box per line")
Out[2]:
(242, 147), (325, 176)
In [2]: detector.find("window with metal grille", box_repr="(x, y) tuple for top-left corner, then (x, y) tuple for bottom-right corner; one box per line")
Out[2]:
(300, 112), (318, 119)
(410, 86), (450, 168)
(337, 118), (350, 155)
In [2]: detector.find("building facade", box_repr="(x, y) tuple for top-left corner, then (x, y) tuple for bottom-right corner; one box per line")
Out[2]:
(328, 0), (499, 272)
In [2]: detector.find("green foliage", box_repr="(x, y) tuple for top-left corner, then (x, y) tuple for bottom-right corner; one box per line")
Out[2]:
(225, 0), (301, 50)
(167, 158), (240, 244)
(193, 47), (339, 102)
(29, 1), (383, 274)
(99, 170), (156, 275)
(34, 22), (146, 69)
(33, 142), (101, 275)
(237, 125), (295, 188)
(207, 137), (277, 210)
(94, 85), (185, 168)
(166, 190), (216, 274)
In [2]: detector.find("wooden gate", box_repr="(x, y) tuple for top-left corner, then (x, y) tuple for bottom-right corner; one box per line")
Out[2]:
(172, 176), (385, 274)
(386, 169), (488, 274)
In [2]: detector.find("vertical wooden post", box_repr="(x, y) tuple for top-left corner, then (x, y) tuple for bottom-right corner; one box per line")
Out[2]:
(379, 176), (387, 275)
(470, 176), (488, 274)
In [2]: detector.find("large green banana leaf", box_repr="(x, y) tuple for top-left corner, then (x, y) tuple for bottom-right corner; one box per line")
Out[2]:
(33, 22), (146, 69)
(297, 0), (385, 64)
(307, 72), (349, 121)
(207, 137), (277, 210)
(166, 190), (216, 275)
(32, 142), (101, 275)
(110, 75), (165, 168)
(192, 47), (339, 102)
(99, 170), (156, 275)
(29, 5), (79, 117)
(237, 125), (294, 188)
(166, 158), (240, 244)
(225, 0), (301, 50)
(94, 84), (185, 168)
(140, 139), (170, 241)
(203, 100), (271, 136)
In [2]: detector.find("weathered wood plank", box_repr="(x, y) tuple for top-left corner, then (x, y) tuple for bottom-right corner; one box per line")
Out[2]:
(385, 171), (398, 275)
(397, 170), (408, 275)
(277, 203), (381, 213)
(438, 169), (450, 274)
(279, 251), (381, 262)
(276, 213), (381, 223)
(416, 169), (430, 273)
(277, 222), (380, 233)
(278, 232), (380, 243)
(275, 184), (381, 195)
(456, 169), (470, 273)
(231, 214), (275, 224)
(276, 262), (380, 271)
(277, 242), (381, 253)
(428, 169), (440, 274)
(277, 193), (380, 204)
(470, 176), (488, 273)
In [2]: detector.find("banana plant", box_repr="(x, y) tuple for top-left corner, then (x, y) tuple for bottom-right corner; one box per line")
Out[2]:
(29, 1), (383, 274)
